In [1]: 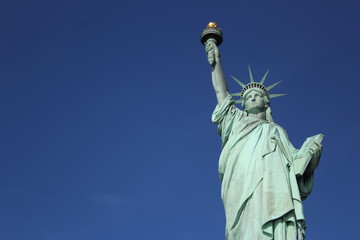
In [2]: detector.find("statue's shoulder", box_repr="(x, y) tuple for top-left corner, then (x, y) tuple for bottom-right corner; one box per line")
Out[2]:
(271, 122), (283, 128)
(271, 123), (291, 139)
(230, 104), (244, 115)
(267, 121), (284, 132)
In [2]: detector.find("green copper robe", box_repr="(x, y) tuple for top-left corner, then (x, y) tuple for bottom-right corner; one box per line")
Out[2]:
(213, 96), (316, 240)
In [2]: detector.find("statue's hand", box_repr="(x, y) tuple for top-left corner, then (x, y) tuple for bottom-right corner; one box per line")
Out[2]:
(308, 142), (322, 171)
(205, 40), (220, 66)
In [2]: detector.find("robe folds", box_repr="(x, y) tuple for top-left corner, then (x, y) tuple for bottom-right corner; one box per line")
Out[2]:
(212, 96), (315, 240)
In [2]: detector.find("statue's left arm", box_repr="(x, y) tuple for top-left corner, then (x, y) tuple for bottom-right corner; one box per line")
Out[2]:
(293, 135), (323, 177)
(278, 129), (323, 200)
(295, 138), (323, 200)
(303, 142), (322, 177)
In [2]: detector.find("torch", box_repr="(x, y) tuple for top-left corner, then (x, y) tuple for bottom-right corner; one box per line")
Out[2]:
(200, 22), (223, 65)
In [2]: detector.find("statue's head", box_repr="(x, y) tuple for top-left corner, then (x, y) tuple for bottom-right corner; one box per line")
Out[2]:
(242, 89), (269, 113)
(231, 66), (286, 111)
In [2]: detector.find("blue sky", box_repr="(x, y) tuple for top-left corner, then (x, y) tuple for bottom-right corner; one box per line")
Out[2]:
(0, 0), (359, 239)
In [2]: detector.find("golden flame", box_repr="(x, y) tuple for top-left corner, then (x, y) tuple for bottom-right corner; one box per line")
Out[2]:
(207, 22), (218, 28)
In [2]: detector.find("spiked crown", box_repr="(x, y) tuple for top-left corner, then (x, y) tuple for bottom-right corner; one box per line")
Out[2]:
(231, 66), (286, 105)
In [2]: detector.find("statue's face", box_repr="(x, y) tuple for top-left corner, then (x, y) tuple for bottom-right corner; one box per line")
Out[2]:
(244, 90), (267, 113)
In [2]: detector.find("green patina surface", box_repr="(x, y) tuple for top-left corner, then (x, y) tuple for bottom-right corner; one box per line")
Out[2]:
(202, 24), (323, 240)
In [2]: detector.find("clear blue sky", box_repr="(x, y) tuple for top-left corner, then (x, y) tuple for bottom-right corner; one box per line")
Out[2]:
(1, 0), (359, 239)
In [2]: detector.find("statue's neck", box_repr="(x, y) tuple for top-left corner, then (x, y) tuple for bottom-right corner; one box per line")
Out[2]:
(246, 108), (267, 120)
(248, 111), (266, 120)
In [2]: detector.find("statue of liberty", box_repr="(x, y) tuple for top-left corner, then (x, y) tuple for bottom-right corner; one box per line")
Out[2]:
(201, 23), (323, 240)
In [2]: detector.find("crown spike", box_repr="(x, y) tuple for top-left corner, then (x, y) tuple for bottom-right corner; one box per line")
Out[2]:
(260, 69), (270, 85)
(269, 94), (287, 99)
(231, 75), (246, 88)
(234, 99), (243, 104)
(266, 81), (282, 91)
(248, 65), (254, 83)
(230, 92), (242, 96)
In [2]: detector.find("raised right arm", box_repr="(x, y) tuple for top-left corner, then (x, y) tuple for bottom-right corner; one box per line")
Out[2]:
(205, 40), (229, 106)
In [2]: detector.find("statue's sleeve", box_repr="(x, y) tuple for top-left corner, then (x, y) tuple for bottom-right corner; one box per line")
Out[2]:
(212, 95), (243, 146)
